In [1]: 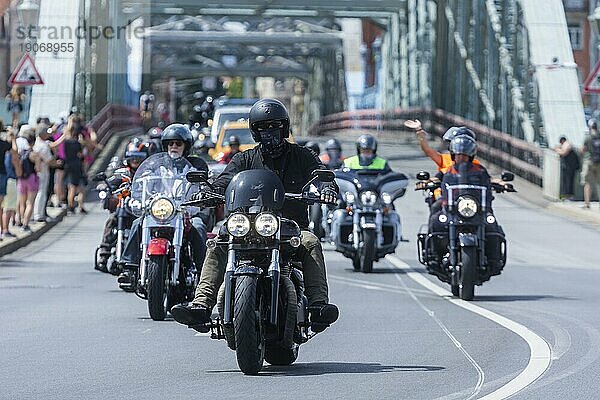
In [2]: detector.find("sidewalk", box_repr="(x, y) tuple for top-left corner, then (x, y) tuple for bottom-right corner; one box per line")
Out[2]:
(0, 207), (67, 257)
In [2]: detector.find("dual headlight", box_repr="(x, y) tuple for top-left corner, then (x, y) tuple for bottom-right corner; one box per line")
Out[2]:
(456, 196), (479, 218)
(360, 191), (378, 206)
(226, 212), (279, 237)
(150, 197), (175, 221)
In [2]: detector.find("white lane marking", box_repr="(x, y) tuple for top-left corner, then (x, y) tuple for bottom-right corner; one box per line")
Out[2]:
(393, 271), (484, 400)
(551, 328), (572, 361)
(329, 274), (434, 296)
(387, 255), (552, 400)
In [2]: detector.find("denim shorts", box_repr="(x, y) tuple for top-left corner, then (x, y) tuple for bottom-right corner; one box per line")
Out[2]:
(0, 173), (7, 196)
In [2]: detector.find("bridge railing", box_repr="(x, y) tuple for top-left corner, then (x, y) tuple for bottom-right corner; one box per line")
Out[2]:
(310, 108), (543, 186)
(89, 103), (143, 146)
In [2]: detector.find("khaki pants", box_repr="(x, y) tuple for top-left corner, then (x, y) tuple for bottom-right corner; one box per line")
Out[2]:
(192, 230), (329, 309)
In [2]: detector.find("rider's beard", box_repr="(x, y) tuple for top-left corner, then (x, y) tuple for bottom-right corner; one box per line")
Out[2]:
(168, 149), (183, 159)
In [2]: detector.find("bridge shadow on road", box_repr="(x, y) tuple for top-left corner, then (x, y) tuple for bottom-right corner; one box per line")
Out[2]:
(474, 294), (576, 302)
(208, 362), (444, 376)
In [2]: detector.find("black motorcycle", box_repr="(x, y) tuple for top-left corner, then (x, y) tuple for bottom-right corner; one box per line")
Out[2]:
(186, 168), (335, 375)
(416, 171), (516, 300)
(93, 171), (134, 276)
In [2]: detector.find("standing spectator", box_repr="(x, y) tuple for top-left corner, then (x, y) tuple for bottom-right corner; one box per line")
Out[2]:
(0, 121), (12, 223)
(63, 122), (86, 214)
(581, 119), (600, 209)
(52, 113), (70, 207)
(16, 128), (39, 231)
(5, 86), (26, 128)
(76, 114), (101, 176)
(554, 136), (580, 201)
(2, 129), (21, 238)
(139, 90), (155, 125)
(32, 124), (66, 222)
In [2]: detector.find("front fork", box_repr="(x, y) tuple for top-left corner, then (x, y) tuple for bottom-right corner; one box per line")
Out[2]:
(139, 218), (183, 286)
(352, 210), (384, 250)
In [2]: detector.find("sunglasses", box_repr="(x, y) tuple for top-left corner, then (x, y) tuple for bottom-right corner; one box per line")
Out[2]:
(165, 140), (184, 147)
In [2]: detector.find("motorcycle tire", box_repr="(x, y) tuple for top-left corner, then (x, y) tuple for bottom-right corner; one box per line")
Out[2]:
(217, 282), (236, 351)
(234, 275), (265, 375)
(265, 276), (298, 365)
(147, 256), (169, 321)
(361, 230), (376, 273)
(459, 247), (476, 301)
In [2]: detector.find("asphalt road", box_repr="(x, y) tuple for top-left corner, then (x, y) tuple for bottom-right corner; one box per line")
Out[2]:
(2, 144), (600, 399)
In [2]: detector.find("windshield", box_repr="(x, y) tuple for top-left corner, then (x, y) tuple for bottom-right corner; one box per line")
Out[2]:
(130, 153), (198, 215)
(224, 169), (285, 214)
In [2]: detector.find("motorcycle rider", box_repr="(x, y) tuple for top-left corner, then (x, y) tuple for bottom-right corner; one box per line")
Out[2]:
(320, 138), (344, 169)
(343, 134), (392, 172)
(171, 98), (340, 332)
(219, 135), (241, 164)
(117, 124), (209, 289)
(429, 135), (504, 275)
(97, 139), (148, 268)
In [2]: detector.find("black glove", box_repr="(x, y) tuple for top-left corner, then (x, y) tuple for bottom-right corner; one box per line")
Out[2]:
(320, 186), (338, 204)
(192, 190), (222, 206)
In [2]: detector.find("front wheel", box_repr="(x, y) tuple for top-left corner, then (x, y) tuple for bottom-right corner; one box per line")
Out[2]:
(234, 276), (265, 375)
(361, 230), (376, 273)
(459, 247), (477, 301)
(147, 256), (169, 321)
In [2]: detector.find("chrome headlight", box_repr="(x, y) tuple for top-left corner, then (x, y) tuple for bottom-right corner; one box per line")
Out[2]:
(381, 192), (393, 205)
(457, 196), (479, 218)
(254, 212), (279, 237)
(360, 191), (378, 206)
(150, 198), (175, 221)
(344, 191), (355, 203)
(226, 213), (251, 237)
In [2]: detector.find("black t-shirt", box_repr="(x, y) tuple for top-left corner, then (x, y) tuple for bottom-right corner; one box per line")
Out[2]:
(0, 139), (11, 175)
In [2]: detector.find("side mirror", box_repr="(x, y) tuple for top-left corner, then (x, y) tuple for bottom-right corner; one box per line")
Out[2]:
(501, 171), (514, 182)
(416, 171), (430, 181)
(311, 169), (335, 183)
(186, 171), (208, 184)
(93, 172), (107, 182)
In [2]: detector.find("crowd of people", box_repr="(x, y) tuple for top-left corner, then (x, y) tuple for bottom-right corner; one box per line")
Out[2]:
(0, 112), (101, 239)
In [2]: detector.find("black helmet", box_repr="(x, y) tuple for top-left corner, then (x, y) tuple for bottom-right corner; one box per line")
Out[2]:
(305, 141), (320, 155)
(249, 98), (290, 157)
(325, 138), (342, 151)
(228, 135), (240, 147)
(161, 123), (194, 156)
(124, 137), (148, 165)
(449, 135), (477, 157)
(147, 127), (163, 139)
(443, 126), (476, 142)
(356, 134), (377, 166)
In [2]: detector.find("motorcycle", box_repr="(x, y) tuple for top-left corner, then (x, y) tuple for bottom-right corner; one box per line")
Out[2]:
(185, 168), (335, 375)
(128, 153), (201, 320)
(329, 168), (408, 273)
(93, 170), (134, 275)
(415, 170), (516, 300)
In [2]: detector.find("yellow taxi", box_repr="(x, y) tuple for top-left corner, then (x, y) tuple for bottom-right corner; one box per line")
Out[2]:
(209, 120), (294, 162)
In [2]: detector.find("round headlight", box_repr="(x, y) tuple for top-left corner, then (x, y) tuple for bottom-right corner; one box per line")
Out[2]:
(226, 213), (251, 237)
(360, 191), (378, 206)
(381, 192), (393, 205)
(254, 212), (279, 237)
(344, 191), (355, 203)
(457, 196), (479, 218)
(150, 198), (175, 221)
(486, 214), (496, 224)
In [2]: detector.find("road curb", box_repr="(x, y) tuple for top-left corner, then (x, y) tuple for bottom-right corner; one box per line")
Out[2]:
(0, 208), (67, 258)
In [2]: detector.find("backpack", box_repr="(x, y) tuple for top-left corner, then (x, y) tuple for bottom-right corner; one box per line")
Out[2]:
(591, 137), (600, 164)
(20, 151), (35, 179)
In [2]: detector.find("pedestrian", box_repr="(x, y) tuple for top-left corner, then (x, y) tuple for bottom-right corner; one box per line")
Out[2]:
(76, 114), (101, 177)
(16, 127), (39, 231)
(63, 120), (87, 214)
(581, 119), (600, 209)
(2, 129), (21, 238)
(5, 86), (26, 129)
(32, 124), (66, 222)
(554, 136), (580, 200)
(0, 121), (12, 223)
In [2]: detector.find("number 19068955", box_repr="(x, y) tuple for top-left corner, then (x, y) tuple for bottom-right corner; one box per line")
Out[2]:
(20, 42), (75, 53)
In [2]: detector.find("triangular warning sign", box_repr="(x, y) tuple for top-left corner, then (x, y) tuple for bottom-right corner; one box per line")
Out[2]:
(584, 60), (600, 94)
(8, 53), (44, 86)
